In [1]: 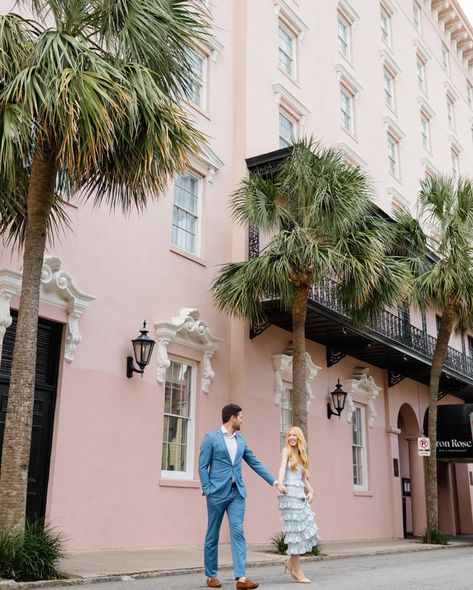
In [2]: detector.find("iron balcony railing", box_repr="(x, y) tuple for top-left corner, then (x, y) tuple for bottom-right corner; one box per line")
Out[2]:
(310, 279), (473, 379)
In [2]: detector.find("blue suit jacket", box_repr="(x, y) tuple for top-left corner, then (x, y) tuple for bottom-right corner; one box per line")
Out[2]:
(198, 428), (276, 498)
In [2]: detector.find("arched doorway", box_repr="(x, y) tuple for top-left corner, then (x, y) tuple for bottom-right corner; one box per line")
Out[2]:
(397, 403), (427, 537)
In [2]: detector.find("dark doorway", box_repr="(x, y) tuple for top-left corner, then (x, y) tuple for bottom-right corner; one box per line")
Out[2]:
(0, 311), (62, 522)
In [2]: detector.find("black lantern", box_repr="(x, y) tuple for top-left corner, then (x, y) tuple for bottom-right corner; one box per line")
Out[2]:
(126, 321), (156, 378)
(327, 379), (347, 419)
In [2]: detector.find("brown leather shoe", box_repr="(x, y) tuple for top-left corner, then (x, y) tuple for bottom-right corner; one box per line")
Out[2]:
(206, 578), (222, 588)
(236, 579), (259, 589)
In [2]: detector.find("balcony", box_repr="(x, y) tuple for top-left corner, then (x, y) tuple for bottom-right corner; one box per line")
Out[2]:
(246, 148), (473, 402)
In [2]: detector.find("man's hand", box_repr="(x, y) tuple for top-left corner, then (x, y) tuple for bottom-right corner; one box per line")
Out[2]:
(275, 482), (287, 494)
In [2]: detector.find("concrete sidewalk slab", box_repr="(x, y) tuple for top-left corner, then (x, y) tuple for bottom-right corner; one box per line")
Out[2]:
(57, 537), (473, 579)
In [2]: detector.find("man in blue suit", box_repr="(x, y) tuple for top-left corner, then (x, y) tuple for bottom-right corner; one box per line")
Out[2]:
(199, 403), (286, 589)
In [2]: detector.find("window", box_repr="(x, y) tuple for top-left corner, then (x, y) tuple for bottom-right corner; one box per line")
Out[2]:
(162, 359), (196, 478)
(279, 110), (296, 148)
(380, 5), (392, 46)
(280, 387), (293, 448)
(417, 55), (426, 92)
(436, 314), (442, 334)
(172, 172), (201, 254)
(337, 12), (351, 59)
(468, 81), (473, 107)
(340, 85), (354, 133)
(279, 23), (296, 78)
(413, 1), (422, 32)
(188, 49), (207, 109)
(397, 306), (410, 339)
(442, 44), (450, 74)
(387, 133), (399, 177)
(447, 95), (455, 129)
(467, 335), (473, 357)
(352, 405), (368, 490)
(451, 148), (459, 178)
(384, 68), (395, 109)
(420, 111), (431, 151)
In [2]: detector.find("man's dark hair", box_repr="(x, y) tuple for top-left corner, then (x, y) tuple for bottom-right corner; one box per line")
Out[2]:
(222, 403), (242, 423)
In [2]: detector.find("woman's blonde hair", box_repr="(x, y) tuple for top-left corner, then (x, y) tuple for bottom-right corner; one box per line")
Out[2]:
(285, 426), (309, 475)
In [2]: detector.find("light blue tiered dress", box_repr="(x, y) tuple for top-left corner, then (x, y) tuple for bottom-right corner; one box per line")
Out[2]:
(278, 463), (319, 555)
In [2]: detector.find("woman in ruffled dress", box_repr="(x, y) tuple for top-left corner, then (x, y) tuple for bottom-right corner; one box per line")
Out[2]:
(278, 426), (319, 584)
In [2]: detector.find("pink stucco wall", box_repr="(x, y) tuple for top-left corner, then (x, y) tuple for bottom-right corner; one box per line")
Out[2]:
(1, 0), (473, 550)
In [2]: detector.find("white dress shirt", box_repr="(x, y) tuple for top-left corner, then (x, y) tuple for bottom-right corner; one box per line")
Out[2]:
(221, 425), (238, 464)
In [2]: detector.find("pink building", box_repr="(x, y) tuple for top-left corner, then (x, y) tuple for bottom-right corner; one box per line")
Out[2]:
(1, 0), (473, 551)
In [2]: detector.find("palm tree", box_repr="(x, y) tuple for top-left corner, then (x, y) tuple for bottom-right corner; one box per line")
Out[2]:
(212, 139), (410, 437)
(394, 174), (473, 543)
(0, 0), (207, 533)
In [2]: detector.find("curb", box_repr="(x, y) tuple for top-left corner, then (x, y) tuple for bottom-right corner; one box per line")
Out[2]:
(1, 542), (471, 589)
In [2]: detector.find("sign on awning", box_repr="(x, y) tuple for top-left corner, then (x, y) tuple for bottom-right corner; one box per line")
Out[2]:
(423, 404), (473, 462)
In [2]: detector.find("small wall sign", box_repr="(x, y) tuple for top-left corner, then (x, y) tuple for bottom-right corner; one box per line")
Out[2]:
(418, 436), (431, 456)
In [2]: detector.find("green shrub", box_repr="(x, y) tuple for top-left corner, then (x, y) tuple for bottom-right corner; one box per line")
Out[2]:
(270, 531), (321, 556)
(422, 528), (449, 545)
(0, 521), (64, 581)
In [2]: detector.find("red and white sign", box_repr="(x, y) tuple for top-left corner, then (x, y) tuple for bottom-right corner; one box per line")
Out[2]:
(418, 436), (431, 457)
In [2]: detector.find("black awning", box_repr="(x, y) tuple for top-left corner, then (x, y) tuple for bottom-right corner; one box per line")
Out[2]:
(424, 404), (473, 462)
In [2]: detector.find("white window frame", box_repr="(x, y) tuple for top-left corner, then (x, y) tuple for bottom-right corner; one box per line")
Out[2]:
(451, 148), (459, 178)
(442, 44), (450, 75)
(340, 84), (354, 134)
(468, 81), (473, 108)
(337, 11), (351, 60)
(172, 171), (202, 255)
(188, 48), (208, 110)
(280, 385), (293, 449)
(279, 21), (297, 79)
(416, 54), (426, 93)
(446, 94), (455, 130)
(161, 356), (197, 480)
(352, 404), (368, 491)
(387, 132), (400, 178)
(413, 1), (422, 32)
(420, 111), (431, 151)
(279, 109), (297, 148)
(380, 4), (392, 46)
(383, 68), (395, 110)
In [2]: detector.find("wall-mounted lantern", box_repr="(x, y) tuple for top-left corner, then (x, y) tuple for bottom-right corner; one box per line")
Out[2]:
(126, 321), (156, 378)
(327, 379), (347, 419)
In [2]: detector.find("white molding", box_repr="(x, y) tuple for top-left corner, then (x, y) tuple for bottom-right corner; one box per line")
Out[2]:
(335, 63), (363, 95)
(334, 142), (368, 168)
(379, 49), (402, 74)
(197, 143), (224, 184)
(272, 351), (321, 411)
(381, 0), (397, 15)
(336, 0), (360, 24)
(0, 256), (95, 362)
(449, 134), (464, 153)
(387, 186), (409, 209)
(273, 83), (310, 117)
(444, 79), (460, 100)
(417, 95), (435, 118)
(274, 0), (309, 37)
(343, 368), (382, 428)
(413, 38), (432, 61)
(154, 308), (222, 394)
(421, 156), (439, 175)
(383, 115), (406, 139)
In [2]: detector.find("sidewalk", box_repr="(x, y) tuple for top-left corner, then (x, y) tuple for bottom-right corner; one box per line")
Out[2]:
(58, 536), (472, 580)
(2, 537), (472, 589)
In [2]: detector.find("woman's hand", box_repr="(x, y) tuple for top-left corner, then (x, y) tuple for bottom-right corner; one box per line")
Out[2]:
(306, 491), (314, 502)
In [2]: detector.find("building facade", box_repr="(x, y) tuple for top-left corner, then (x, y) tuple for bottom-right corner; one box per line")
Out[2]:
(1, 0), (473, 551)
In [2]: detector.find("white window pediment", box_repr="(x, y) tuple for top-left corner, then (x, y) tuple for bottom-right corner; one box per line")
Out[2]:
(155, 308), (222, 394)
(0, 256), (94, 362)
(272, 350), (321, 411)
(343, 368), (382, 427)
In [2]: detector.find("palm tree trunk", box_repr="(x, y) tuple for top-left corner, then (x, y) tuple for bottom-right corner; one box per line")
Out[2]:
(292, 286), (309, 438)
(0, 142), (57, 533)
(425, 304), (456, 543)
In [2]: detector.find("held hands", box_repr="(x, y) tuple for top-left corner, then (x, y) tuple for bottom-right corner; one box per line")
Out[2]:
(275, 482), (287, 494)
(306, 490), (314, 502)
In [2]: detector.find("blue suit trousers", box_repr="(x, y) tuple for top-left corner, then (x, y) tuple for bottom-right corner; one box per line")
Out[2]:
(205, 485), (246, 579)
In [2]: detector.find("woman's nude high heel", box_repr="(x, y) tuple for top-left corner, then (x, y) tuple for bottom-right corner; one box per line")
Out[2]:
(284, 560), (311, 583)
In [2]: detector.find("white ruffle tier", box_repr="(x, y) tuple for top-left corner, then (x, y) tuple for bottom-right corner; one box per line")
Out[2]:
(278, 482), (319, 555)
